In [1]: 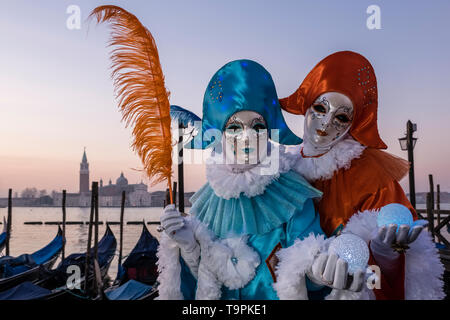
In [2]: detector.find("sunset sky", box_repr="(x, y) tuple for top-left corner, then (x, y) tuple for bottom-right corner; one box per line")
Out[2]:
(1, 0), (450, 196)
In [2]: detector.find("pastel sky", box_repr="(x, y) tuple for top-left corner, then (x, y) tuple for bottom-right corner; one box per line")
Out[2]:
(1, 0), (450, 196)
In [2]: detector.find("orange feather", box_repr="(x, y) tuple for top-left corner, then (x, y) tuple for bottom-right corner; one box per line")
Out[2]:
(90, 5), (173, 195)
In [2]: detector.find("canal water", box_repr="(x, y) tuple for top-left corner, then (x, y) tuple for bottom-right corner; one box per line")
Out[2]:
(0, 206), (167, 282)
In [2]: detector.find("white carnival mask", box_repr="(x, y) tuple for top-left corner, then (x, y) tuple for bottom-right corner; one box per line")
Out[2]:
(222, 110), (268, 172)
(303, 92), (354, 155)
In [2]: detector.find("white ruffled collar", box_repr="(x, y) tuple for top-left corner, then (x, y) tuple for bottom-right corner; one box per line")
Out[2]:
(206, 142), (297, 200)
(288, 136), (366, 182)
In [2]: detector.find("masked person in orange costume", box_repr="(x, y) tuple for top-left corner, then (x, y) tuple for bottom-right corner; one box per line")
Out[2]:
(276, 51), (444, 299)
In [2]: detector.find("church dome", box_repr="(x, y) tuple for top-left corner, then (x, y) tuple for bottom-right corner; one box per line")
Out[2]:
(135, 181), (147, 191)
(116, 172), (128, 186)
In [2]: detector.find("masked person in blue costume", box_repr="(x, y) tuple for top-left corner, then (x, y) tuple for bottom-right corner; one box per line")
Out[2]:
(156, 60), (340, 300)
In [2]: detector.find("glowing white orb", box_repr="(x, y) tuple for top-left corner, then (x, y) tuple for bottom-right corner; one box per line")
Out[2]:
(328, 234), (369, 274)
(377, 203), (413, 229)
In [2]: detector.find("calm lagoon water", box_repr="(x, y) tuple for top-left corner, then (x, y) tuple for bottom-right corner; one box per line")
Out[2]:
(0, 206), (168, 281)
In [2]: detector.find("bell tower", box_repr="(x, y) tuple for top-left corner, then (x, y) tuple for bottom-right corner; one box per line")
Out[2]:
(79, 148), (90, 194)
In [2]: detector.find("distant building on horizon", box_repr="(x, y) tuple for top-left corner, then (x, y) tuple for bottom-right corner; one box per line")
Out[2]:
(79, 148), (90, 194)
(0, 149), (196, 208)
(52, 150), (154, 207)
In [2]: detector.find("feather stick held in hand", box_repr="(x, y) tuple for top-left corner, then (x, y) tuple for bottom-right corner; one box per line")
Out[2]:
(90, 5), (173, 201)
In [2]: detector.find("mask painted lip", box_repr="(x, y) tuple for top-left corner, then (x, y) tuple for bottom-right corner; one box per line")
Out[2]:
(316, 129), (328, 137)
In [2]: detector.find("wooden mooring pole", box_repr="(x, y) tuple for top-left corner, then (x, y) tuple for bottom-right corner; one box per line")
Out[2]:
(426, 193), (434, 235)
(93, 182), (99, 295)
(428, 175), (435, 241)
(119, 191), (125, 267)
(164, 188), (170, 208)
(437, 184), (441, 243)
(93, 183), (99, 269)
(6, 189), (12, 256)
(429, 174), (435, 211)
(84, 182), (96, 292)
(62, 190), (66, 260)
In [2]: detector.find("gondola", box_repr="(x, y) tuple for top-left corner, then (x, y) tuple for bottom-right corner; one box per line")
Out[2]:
(0, 225), (117, 300)
(0, 218), (7, 252)
(102, 223), (159, 300)
(0, 226), (63, 292)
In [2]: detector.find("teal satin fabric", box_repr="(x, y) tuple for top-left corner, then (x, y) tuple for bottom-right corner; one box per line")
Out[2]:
(180, 170), (327, 300)
(189, 170), (322, 239)
(186, 60), (302, 149)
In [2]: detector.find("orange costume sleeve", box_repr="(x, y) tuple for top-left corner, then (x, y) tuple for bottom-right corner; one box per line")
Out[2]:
(312, 148), (416, 237)
(311, 148), (416, 300)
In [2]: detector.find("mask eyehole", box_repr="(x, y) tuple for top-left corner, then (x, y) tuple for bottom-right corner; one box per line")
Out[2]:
(252, 123), (267, 133)
(225, 124), (243, 133)
(312, 105), (326, 113)
(336, 114), (350, 123)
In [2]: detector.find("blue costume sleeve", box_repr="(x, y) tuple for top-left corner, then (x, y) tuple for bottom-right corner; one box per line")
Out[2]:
(285, 198), (323, 247)
(285, 199), (332, 298)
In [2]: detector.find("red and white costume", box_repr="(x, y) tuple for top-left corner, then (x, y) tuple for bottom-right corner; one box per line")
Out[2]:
(278, 51), (445, 300)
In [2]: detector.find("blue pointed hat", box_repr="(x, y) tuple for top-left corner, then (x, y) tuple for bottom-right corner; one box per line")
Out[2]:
(186, 59), (302, 149)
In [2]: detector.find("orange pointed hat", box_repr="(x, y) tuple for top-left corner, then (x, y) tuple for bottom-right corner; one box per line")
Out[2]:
(280, 51), (387, 149)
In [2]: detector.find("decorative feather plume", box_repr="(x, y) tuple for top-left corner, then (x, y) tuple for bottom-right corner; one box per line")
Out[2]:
(90, 5), (173, 193)
(170, 105), (201, 127)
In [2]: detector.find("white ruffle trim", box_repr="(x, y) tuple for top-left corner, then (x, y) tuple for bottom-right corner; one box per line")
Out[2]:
(206, 142), (298, 200)
(273, 233), (330, 300)
(156, 217), (261, 300)
(343, 209), (445, 300)
(288, 136), (366, 182)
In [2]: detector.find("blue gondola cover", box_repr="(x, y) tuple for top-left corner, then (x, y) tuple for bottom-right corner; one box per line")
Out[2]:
(106, 280), (153, 300)
(0, 228), (63, 278)
(0, 227), (117, 300)
(118, 224), (159, 285)
(0, 232), (6, 250)
(0, 281), (51, 300)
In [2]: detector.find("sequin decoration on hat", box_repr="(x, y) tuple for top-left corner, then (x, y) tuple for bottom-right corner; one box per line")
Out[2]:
(187, 59), (302, 149)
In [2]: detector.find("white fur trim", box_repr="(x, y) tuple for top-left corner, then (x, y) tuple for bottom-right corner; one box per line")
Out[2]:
(342, 209), (378, 243)
(325, 288), (374, 300)
(273, 233), (330, 300)
(343, 209), (445, 300)
(404, 231), (446, 300)
(288, 136), (366, 182)
(196, 235), (261, 299)
(206, 236), (261, 289)
(206, 143), (298, 199)
(155, 232), (184, 300)
(195, 223), (261, 299)
(156, 217), (261, 300)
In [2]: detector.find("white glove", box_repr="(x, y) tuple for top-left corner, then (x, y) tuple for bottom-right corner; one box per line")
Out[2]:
(371, 220), (428, 252)
(160, 204), (197, 252)
(306, 252), (365, 292)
